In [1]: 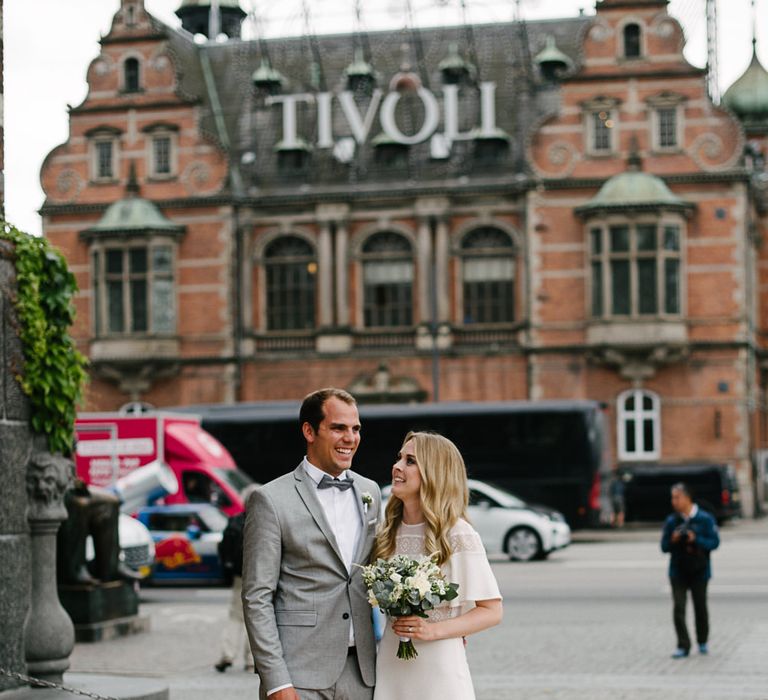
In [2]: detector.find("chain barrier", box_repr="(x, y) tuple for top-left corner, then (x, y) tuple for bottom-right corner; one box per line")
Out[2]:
(0, 667), (120, 700)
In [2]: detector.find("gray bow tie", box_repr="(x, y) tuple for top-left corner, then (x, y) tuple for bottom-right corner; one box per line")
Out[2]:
(317, 474), (354, 491)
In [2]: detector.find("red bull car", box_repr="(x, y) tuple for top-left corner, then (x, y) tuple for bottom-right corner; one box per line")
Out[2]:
(135, 503), (228, 584)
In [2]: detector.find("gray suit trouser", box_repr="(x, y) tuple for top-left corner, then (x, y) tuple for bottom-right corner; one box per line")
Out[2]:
(258, 653), (373, 700)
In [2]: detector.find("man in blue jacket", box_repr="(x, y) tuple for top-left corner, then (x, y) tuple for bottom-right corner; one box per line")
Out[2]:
(660, 482), (720, 658)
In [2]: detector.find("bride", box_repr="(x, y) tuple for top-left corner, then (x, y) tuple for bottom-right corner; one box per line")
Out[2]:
(372, 431), (503, 700)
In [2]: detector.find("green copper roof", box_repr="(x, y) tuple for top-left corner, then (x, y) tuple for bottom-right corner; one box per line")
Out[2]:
(535, 36), (573, 70)
(345, 48), (375, 78)
(722, 45), (768, 124)
(179, 0), (243, 8)
(577, 170), (691, 214)
(252, 59), (285, 87)
(87, 196), (184, 233)
(439, 43), (474, 73)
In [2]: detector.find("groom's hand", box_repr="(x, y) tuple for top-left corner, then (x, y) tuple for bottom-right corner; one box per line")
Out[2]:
(268, 689), (300, 700)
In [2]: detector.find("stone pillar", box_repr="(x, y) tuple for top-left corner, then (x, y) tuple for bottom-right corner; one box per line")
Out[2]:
(0, 244), (32, 692)
(24, 449), (75, 684)
(335, 221), (350, 328)
(434, 216), (450, 323)
(317, 221), (333, 327)
(416, 217), (432, 325)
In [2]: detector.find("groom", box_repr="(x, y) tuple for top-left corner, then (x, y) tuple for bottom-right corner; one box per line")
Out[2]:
(242, 388), (381, 700)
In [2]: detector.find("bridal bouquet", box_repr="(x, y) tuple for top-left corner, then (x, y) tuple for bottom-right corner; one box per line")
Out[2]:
(360, 554), (459, 660)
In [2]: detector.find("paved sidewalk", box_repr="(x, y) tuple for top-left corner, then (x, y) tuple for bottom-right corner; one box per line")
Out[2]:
(63, 517), (768, 700)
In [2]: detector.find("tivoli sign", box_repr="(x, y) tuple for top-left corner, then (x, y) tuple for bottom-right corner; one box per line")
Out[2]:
(265, 82), (502, 161)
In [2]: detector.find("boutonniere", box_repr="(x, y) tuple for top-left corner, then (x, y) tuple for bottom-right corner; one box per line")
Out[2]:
(361, 492), (373, 514)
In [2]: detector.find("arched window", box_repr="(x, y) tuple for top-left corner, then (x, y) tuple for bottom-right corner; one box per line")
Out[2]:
(617, 389), (660, 460)
(623, 24), (641, 59)
(264, 236), (317, 331)
(361, 232), (413, 328)
(461, 227), (515, 324)
(124, 58), (141, 93)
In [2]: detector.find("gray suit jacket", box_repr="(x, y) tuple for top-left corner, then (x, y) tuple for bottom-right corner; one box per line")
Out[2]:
(242, 464), (381, 692)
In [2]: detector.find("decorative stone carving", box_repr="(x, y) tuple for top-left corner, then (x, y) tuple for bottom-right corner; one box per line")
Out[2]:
(25, 451), (72, 522)
(348, 364), (427, 404)
(587, 344), (689, 381)
(24, 447), (76, 685)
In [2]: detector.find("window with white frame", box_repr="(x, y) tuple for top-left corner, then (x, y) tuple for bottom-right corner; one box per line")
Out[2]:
(657, 108), (677, 148)
(89, 132), (120, 182)
(361, 231), (414, 328)
(584, 99), (619, 155)
(617, 389), (660, 460)
(590, 221), (682, 318)
(92, 244), (175, 336)
(648, 95), (685, 152)
(264, 236), (317, 331)
(461, 226), (516, 324)
(151, 134), (173, 176)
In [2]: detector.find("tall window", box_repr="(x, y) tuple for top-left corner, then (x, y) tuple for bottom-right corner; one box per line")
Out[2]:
(361, 232), (413, 328)
(590, 222), (681, 318)
(657, 107), (678, 149)
(152, 135), (172, 176)
(623, 24), (641, 58)
(264, 236), (317, 331)
(94, 140), (115, 179)
(617, 389), (660, 460)
(124, 58), (141, 92)
(461, 227), (515, 324)
(93, 245), (175, 335)
(591, 110), (614, 152)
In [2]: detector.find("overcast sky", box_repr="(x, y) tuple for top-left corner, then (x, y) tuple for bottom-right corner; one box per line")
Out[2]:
(4, 0), (766, 236)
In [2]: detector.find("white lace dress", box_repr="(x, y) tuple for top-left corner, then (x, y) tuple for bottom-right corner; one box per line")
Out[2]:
(373, 519), (502, 700)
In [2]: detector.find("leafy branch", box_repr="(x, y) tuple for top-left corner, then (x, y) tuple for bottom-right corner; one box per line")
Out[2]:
(1, 222), (88, 454)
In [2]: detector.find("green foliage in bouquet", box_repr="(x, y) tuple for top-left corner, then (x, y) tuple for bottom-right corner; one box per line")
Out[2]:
(361, 554), (459, 659)
(0, 223), (88, 454)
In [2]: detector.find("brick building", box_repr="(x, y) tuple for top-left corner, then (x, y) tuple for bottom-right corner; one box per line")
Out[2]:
(40, 0), (768, 513)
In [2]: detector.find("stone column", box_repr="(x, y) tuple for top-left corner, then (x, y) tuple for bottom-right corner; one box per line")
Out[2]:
(335, 221), (350, 328)
(0, 245), (32, 692)
(416, 217), (432, 325)
(434, 216), (450, 323)
(24, 449), (75, 685)
(317, 221), (334, 328)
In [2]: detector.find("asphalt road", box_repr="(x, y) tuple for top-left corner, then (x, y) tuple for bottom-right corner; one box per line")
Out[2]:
(67, 520), (768, 699)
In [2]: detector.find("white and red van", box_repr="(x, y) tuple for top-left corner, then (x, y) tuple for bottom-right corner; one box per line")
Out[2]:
(75, 411), (252, 517)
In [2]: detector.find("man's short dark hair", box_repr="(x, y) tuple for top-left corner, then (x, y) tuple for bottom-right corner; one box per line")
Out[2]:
(299, 388), (357, 434)
(671, 482), (693, 500)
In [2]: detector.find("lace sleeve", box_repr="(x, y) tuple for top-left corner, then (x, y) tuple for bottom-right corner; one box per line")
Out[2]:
(443, 520), (502, 608)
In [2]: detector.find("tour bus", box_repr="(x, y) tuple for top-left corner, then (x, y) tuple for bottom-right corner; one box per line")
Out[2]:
(179, 400), (608, 528)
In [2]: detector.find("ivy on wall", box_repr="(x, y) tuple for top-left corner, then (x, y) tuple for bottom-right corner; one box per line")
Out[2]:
(1, 223), (88, 455)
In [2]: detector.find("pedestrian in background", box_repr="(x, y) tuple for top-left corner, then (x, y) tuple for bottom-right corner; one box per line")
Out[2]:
(660, 482), (720, 659)
(215, 484), (259, 673)
(608, 473), (625, 528)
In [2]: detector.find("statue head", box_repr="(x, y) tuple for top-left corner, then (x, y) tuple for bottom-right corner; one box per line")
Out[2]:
(26, 451), (74, 521)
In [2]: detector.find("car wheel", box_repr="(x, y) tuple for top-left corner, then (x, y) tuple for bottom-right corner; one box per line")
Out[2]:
(505, 527), (542, 562)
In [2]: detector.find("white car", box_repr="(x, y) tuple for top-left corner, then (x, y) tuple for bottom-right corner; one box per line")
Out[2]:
(382, 478), (571, 562)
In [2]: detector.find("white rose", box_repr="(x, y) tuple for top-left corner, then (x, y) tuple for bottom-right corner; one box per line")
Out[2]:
(390, 572), (402, 584)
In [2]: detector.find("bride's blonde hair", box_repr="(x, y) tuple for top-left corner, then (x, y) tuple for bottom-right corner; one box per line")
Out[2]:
(372, 431), (469, 566)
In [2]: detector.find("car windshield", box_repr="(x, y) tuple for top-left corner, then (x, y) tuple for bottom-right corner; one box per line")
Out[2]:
(471, 481), (527, 508)
(199, 507), (229, 532)
(214, 467), (254, 493)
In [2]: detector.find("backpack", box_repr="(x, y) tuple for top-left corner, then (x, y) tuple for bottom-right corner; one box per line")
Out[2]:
(218, 512), (245, 577)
